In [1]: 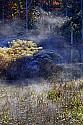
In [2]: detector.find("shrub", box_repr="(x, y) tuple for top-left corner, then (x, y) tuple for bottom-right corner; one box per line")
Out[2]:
(0, 39), (41, 78)
(0, 48), (10, 70)
(0, 39), (62, 80)
(0, 39), (40, 64)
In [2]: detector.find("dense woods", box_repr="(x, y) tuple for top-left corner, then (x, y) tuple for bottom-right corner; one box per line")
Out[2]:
(0, 0), (82, 41)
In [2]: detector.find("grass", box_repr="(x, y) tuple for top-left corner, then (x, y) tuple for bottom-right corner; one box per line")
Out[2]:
(0, 78), (83, 125)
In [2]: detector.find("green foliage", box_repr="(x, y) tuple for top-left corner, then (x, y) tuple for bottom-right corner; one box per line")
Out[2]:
(47, 85), (62, 102)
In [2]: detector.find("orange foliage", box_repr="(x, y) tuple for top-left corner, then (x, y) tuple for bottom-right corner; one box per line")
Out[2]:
(46, 2), (48, 5)
(53, 1), (61, 6)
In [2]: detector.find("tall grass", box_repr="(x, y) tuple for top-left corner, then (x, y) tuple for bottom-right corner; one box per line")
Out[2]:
(0, 79), (83, 125)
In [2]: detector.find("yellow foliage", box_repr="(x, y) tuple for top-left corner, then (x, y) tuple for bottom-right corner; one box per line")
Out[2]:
(0, 39), (41, 70)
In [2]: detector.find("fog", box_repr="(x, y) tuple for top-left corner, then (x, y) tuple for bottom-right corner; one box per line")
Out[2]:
(0, 8), (82, 80)
(0, 9), (68, 45)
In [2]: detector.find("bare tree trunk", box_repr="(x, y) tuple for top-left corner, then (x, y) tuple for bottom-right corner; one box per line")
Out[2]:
(66, 0), (68, 17)
(26, 0), (28, 29)
(81, 0), (83, 40)
(70, 22), (74, 64)
(71, 22), (74, 45)
(2, 10), (4, 23)
(26, 0), (33, 29)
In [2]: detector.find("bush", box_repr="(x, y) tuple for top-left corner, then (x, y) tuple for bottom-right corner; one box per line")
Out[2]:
(0, 39), (41, 77)
(0, 39), (39, 65)
(0, 39), (62, 80)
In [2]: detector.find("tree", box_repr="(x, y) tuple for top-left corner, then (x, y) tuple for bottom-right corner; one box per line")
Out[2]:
(7, 0), (33, 28)
(61, 0), (81, 42)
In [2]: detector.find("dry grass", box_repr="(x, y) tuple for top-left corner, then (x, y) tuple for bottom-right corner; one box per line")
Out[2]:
(0, 78), (83, 125)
